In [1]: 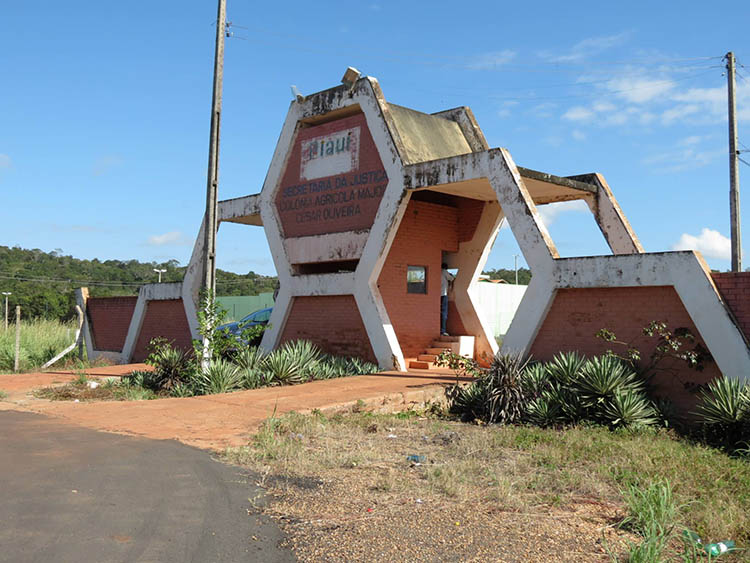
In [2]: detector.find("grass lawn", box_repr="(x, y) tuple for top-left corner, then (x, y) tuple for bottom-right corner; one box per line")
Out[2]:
(226, 409), (750, 562)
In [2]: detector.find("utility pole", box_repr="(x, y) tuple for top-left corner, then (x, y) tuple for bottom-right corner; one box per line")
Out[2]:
(201, 0), (226, 365)
(203, 0), (226, 300)
(153, 268), (166, 283)
(726, 52), (742, 272)
(513, 254), (519, 285)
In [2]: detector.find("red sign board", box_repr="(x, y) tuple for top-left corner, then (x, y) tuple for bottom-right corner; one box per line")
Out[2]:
(275, 113), (387, 238)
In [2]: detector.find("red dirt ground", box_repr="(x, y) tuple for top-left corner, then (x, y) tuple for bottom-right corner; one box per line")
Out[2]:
(0, 366), (465, 451)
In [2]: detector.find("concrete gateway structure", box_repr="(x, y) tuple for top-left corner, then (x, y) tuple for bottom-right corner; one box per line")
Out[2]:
(79, 70), (750, 410)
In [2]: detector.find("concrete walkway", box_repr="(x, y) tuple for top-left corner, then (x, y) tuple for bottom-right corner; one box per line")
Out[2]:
(0, 366), (468, 451)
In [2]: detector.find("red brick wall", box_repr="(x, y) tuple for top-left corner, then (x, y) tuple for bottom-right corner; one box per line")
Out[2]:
(457, 199), (485, 243)
(378, 199), (459, 358)
(87, 296), (137, 352)
(278, 295), (376, 363)
(132, 299), (193, 362)
(711, 272), (750, 340)
(529, 286), (721, 412)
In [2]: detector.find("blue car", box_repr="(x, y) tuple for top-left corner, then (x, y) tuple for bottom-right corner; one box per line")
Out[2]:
(217, 307), (272, 344)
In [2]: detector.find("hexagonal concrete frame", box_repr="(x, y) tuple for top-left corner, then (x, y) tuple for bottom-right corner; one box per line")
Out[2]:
(87, 72), (749, 390)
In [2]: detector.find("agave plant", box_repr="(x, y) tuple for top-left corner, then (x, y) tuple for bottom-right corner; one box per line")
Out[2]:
(695, 376), (750, 450)
(146, 338), (195, 391)
(447, 352), (530, 425)
(546, 351), (586, 385)
(575, 355), (644, 410)
(280, 340), (322, 380)
(233, 346), (266, 372)
(520, 362), (550, 396)
(602, 389), (658, 429)
(525, 392), (564, 427)
(263, 349), (306, 385)
(197, 359), (244, 394)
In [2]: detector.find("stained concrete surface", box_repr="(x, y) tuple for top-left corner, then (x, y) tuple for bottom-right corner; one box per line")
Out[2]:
(0, 410), (294, 563)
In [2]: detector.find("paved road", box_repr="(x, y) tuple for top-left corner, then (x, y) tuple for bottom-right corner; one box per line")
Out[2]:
(0, 411), (294, 563)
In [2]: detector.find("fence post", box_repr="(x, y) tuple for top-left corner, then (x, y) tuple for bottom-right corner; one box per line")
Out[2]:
(14, 306), (21, 372)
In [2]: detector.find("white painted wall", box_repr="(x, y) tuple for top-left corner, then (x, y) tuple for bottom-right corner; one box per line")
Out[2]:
(468, 282), (527, 337)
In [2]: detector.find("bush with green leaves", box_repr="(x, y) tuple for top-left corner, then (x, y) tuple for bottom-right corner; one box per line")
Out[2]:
(695, 376), (750, 453)
(447, 351), (659, 430)
(145, 337), (196, 391)
(128, 335), (380, 398)
(197, 358), (244, 394)
(447, 352), (530, 424)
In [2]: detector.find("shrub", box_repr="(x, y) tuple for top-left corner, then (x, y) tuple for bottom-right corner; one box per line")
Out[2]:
(695, 376), (750, 452)
(447, 352), (529, 424)
(146, 338), (195, 391)
(448, 351), (659, 431)
(263, 348), (306, 385)
(197, 359), (244, 394)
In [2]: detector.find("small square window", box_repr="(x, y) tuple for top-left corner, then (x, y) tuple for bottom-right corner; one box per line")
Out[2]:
(407, 265), (427, 294)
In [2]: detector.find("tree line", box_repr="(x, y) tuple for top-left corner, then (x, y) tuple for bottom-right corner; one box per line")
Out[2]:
(0, 245), (278, 321)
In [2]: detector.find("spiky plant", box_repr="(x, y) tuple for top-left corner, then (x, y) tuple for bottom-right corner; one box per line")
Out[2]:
(233, 346), (266, 372)
(520, 362), (549, 396)
(695, 376), (750, 450)
(602, 389), (658, 429)
(448, 352), (530, 425)
(197, 359), (244, 394)
(263, 349), (305, 385)
(546, 351), (587, 385)
(525, 393), (564, 427)
(575, 355), (643, 412)
(280, 340), (322, 380)
(145, 338), (195, 390)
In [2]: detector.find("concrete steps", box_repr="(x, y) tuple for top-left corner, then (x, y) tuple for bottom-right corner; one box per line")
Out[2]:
(408, 335), (475, 370)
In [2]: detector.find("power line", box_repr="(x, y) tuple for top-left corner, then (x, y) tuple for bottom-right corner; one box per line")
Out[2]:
(0, 272), (274, 287)
(227, 23), (719, 71)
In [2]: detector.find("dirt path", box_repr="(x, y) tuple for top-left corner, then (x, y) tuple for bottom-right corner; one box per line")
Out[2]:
(0, 366), (465, 451)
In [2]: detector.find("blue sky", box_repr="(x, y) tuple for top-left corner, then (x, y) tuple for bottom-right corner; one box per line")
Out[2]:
(2, 1), (749, 279)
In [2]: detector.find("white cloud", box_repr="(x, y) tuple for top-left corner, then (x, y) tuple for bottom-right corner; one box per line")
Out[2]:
(592, 101), (616, 113)
(0, 154), (11, 168)
(571, 129), (586, 141)
(497, 100), (519, 118)
(643, 144), (723, 173)
(562, 106), (594, 121)
(605, 75), (675, 104)
(672, 228), (730, 260)
(679, 135), (702, 146)
(539, 32), (630, 63)
(147, 231), (190, 246)
(530, 102), (557, 118)
(467, 49), (516, 70)
(536, 200), (589, 227)
(661, 103), (701, 124)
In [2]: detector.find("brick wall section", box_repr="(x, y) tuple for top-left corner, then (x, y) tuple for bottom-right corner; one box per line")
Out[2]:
(529, 286), (722, 412)
(711, 272), (750, 340)
(378, 199), (459, 358)
(278, 295), (376, 363)
(132, 299), (193, 362)
(457, 199), (485, 243)
(446, 301), (468, 337)
(87, 296), (137, 352)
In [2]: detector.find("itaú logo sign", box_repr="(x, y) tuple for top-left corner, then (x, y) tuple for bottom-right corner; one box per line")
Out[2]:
(300, 126), (360, 181)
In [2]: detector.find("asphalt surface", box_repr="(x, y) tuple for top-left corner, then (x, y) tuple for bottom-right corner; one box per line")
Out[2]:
(0, 411), (294, 563)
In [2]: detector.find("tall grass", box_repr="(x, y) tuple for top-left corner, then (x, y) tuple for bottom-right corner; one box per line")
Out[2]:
(0, 318), (78, 373)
